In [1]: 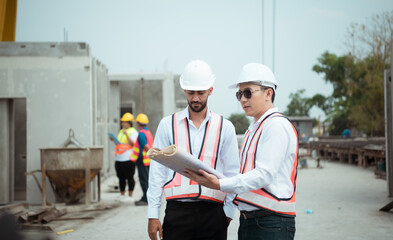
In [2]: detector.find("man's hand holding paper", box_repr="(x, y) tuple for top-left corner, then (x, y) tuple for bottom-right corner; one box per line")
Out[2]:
(146, 145), (225, 179)
(183, 169), (220, 190)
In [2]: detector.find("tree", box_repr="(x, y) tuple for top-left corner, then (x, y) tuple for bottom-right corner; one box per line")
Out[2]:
(310, 11), (392, 136)
(284, 89), (312, 116)
(286, 11), (392, 136)
(228, 113), (249, 134)
(284, 89), (333, 118)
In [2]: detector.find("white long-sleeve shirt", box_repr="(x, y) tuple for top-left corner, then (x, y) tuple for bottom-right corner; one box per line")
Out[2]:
(147, 107), (240, 219)
(220, 107), (298, 212)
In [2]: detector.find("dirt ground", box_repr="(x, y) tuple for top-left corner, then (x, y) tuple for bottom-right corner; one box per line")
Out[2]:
(19, 158), (393, 240)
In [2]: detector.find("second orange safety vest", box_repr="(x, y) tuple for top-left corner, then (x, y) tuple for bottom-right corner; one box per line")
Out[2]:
(130, 128), (154, 166)
(235, 112), (298, 216)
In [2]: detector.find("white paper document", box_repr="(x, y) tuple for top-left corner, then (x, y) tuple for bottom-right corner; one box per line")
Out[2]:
(147, 145), (225, 179)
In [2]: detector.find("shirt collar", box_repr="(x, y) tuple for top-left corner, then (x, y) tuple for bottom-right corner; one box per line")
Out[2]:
(178, 106), (211, 123)
(249, 107), (278, 131)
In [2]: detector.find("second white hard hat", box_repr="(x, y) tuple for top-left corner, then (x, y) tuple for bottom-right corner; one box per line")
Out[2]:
(179, 60), (215, 90)
(229, 63), (278, 92)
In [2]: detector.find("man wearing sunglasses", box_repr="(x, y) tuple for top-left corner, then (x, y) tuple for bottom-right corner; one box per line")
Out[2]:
(184, 63), (298, 240)
(147, 60), (240, 240)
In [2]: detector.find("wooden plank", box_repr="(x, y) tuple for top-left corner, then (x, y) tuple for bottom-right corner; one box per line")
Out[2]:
(54, 216), (94, 221)
(39, 208), (67, 223)
(85, 148), (91, 205)
(41, 150), (47, 207)
(20, 224), (53, 232)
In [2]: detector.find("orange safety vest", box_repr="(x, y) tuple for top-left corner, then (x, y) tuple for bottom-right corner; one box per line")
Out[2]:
(115, 127), (137, 159)
(235, 112), (298, 216)
(130, 128), (154, 166)
(163, 111), (226, 203)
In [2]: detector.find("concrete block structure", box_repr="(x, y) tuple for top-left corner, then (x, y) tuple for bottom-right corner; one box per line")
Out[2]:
(0, 42), (109, 204)
(0, 42), (188, 205)
(107, 74), (187, 174)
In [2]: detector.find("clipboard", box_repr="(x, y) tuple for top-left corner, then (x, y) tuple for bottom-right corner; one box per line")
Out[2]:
(108, 132), (121, 145)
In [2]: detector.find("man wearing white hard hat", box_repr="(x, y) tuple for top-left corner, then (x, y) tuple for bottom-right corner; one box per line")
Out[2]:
(184, 63), (298, 240)
(147, 60), (240, 240)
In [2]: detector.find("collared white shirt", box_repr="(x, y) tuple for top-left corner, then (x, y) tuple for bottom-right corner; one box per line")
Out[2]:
(220, 107), (298, 212)
(147, 107), (240, 219)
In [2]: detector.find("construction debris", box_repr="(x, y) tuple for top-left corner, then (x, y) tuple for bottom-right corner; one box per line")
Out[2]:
(0, 202), (113, 235)
(0, 203), (66, 225)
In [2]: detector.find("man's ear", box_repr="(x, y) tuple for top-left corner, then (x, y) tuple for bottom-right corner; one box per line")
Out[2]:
(264, 88), (273, 101)
(208, 87), (213, 96)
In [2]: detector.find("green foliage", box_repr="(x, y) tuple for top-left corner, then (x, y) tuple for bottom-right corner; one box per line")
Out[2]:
(228, 113), (249, 134)
(284, 89), (312, 116)
(284, 89), (333, 118)
(285, 11), (392, 136)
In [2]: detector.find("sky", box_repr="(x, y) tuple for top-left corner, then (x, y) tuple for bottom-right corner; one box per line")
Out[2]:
(15, 0), (393, 120)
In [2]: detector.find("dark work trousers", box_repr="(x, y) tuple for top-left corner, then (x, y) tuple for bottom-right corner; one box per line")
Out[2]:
(115, 161), (136, 192)
(238, 214), (295, 240)
(136, 156), (149, 201)
(163, 201), (229, 240)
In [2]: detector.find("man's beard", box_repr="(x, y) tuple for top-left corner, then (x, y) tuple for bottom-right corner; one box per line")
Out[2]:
(188, 100), (207, 113)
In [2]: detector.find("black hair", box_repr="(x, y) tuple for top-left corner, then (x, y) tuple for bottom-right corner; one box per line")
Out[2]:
(261, 86), (275, 103)
(138, 122), (147, 127)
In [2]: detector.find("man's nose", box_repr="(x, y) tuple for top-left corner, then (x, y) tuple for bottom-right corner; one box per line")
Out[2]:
(192, 95), (200, 101)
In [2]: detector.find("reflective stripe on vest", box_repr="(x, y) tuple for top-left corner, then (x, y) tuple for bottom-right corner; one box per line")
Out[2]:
(130, 129), (154, 166)
(115, 127), (137, 159)
(115, 144), (132, 156)
(235, 112), (298, 216)
(163, 111), (226, 203)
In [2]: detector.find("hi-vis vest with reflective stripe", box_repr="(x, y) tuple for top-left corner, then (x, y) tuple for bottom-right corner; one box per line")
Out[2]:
(130, 128), (154, 166)
(163, 111), (227, 203)
(115, 127), (137, 160)
(235, 112), (298, 216)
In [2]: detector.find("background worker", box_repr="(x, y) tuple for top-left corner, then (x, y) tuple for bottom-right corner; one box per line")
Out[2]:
(130, 113), (153, 206)
(114, 112), (138, 202)
(147, 60), (240, 240)
(184, 63), (298, 240)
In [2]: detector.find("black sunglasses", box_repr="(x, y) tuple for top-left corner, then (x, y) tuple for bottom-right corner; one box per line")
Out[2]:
(236, 88), (263, 101)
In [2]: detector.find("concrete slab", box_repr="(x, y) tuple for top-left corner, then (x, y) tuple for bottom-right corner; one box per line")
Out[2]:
(19, 159), (393, 240)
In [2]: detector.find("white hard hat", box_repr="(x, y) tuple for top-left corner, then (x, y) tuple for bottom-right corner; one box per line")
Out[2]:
(179, 60), (215, 90)
(229, 63), (278, 92)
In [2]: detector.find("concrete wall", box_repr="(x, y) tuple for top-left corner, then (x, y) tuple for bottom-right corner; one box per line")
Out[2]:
(288, 116), (314, 140)
(174, 75), (188, 112)
(0, 42), (109, 204)
(109, 73), (181, 137)
(107, 74), (187, 175)
(107, 81), (121, 174)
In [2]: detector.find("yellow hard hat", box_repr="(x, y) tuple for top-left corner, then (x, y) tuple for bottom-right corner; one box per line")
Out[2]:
(136, 113), (149, 124)
(121, 112), (134, 122)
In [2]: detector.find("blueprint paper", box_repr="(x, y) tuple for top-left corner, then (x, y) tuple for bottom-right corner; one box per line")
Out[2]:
(147, 145), (225, 179)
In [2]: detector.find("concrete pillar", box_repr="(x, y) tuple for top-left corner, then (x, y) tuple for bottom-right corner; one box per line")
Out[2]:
(0, 99), (14, 204)
(385, 68), (393, 197)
